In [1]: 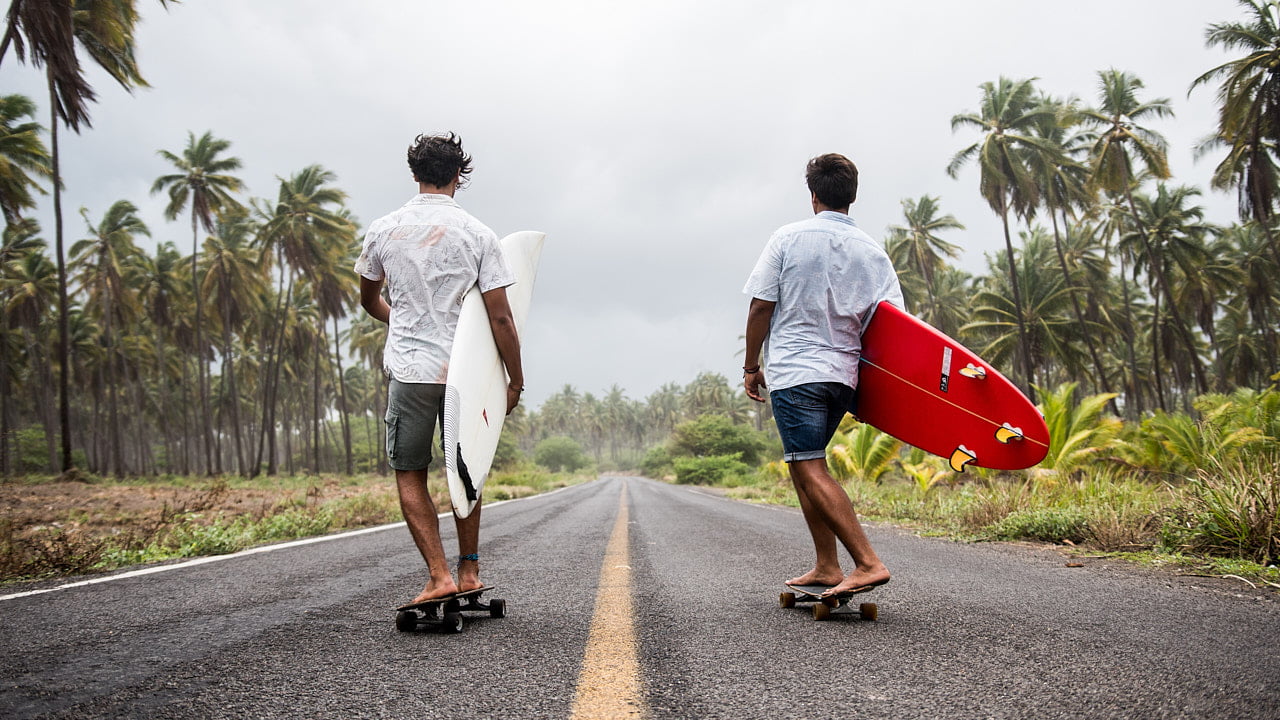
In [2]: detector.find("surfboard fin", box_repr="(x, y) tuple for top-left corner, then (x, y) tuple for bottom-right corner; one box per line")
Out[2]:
(456, 444), (478, 502)
(959, 364), (986, 380)
(949, 445), (976, 473)
(995, 423), (1024, 444)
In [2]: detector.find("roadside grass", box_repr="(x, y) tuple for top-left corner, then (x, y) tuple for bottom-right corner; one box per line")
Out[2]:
(0, 466), (592, 585)
(713, 463), (1280, 588)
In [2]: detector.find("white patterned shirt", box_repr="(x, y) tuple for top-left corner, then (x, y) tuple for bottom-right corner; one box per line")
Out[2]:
(743, 211), (904, 391)
(355, 194), (514, 383)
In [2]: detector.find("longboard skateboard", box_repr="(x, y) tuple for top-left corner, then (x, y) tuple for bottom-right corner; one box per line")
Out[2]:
(780, 584), (878, 621)
(394, 585), (506, 634)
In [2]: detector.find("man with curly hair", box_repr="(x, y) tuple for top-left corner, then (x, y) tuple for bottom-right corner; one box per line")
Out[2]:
(742, 153), (902, 597)
(356, 132), (524, 606)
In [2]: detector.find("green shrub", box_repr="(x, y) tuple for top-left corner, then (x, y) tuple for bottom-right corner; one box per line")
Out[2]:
(639, 445), (673, 478)
(533, 436), (590, 472)
(672, 453), (749, 485)
(986, 507), (1090, 544)
(670, 415), (765, 465)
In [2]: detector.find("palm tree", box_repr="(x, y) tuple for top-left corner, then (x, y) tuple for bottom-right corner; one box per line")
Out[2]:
(202, 210), (266, 475)
(253, 164), (352, 475)
(948, 77), (1063, 394)
(2, 0), (163, 473)
(0, 93), (50, 224)
(1079, 69), (1209, 395)
(70, 199), (147, 475)
(132, 240), (184, 472)
(4, 234), (58, 469)
(0, 217), (43, 472)
(1192, 0), (1280, 271)
(885, 195), (964, 311)
(152, 130), (244, 474)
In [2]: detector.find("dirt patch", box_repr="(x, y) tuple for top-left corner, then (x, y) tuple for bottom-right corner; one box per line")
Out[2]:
(0, 479), (383, 538)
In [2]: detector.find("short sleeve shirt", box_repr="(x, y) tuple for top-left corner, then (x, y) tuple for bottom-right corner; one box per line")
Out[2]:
(354, 194), (514, 384)
(743, 211), (904, 392)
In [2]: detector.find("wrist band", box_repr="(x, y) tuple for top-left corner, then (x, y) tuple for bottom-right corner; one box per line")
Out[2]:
(743, 366), (760, 375)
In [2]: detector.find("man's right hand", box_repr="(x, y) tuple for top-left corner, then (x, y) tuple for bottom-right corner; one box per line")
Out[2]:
(744, 370), (767, 403)
(506, 385), (522, 415)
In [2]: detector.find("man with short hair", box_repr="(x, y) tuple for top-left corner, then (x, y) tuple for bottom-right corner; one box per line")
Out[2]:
(356, 132), (524, 606)
(742, 153), (902, 596)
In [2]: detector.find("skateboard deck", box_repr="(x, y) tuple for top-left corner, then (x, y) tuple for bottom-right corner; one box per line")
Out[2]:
(780, 583), (879, 621)
(394, 585), (506, 633)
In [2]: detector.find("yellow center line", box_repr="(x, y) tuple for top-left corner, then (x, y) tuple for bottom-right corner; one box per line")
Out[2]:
(570, 483), (645, 719)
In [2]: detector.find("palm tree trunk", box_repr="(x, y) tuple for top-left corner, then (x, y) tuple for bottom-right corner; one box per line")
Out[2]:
(190, 211), (215, 475)
(49, 69), (72, 474)
(220, 283), (246, 475)
(312, 339), (322, 472)
(332, 317), (353, 475)
(1149, 278), (1168, 412)
(1122, 183), (1209, 396)
(997, 192), (1036, 399)
(1, 299), (11, 476)
(1050, 211), (1112, 397)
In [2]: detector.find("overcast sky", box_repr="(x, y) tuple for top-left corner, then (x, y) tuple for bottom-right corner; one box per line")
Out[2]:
(0, 1), (1245, 408)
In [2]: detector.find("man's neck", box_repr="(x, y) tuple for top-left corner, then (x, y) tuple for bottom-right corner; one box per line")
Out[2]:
(419, 181), (457, 197)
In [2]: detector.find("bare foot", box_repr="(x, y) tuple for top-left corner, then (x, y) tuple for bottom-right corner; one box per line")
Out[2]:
(787, 567), (844, 586)
(458, 559), (483, 593)
(404, 577), (459, 607)
(824, 564), (890, 596)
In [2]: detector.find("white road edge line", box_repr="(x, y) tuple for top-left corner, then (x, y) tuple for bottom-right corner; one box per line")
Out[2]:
(0, 482), (582, 603)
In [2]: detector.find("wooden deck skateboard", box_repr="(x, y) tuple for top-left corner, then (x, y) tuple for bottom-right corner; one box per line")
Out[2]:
(394, 586), (506, 633)
(780, 584), (878, 621)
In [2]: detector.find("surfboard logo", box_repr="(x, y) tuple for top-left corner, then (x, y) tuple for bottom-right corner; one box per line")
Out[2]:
(939, 347), (952, 392)
(482, 409), (489, 427)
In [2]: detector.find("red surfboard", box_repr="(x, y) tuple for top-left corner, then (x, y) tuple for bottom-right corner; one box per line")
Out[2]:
(854, 302), (1049, 472)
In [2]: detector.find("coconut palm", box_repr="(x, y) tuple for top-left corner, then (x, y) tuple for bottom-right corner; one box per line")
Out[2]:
(3, 231), (57, 469)
(1079, 69), (1210, 395)
(152, 130), (243, 474)
(1192, 0), (1280, 267)
(0, 93), (50, 224)
(202, 210), (266, 475)
(1, 0), (161, 473)
(0, 217), (43, 470)
(252, 164), (352, 475)
(70, 199), (148, 475)
(885, 195), (964, 310)
(949, 77), (1064, 394)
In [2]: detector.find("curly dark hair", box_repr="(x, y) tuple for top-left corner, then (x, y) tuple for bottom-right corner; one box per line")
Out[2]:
(407, 132), (474, 189)
(805, 153), (858, 209)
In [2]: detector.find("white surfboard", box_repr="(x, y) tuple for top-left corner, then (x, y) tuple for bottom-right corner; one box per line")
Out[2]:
(442, 230), (545, 518)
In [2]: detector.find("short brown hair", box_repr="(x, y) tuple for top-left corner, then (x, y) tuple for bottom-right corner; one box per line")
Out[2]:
(805, 153), (858, 208)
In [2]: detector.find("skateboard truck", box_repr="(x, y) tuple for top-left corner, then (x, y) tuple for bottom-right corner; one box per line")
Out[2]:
(780, 584), (878, 621)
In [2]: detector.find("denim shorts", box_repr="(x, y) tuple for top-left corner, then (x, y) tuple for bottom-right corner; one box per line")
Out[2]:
(385, 380), (445, 471)
(770, 382), (855, 463)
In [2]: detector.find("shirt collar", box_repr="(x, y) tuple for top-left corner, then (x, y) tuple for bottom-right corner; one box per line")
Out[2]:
(817, 210), (857, 226)
(408, 193), (460, 208)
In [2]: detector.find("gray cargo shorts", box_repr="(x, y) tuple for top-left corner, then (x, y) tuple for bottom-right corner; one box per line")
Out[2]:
(384, 380), (446, 472)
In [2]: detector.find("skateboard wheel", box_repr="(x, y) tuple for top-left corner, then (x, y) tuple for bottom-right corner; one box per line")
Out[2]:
(395, 611), (417, 633)
(780, 592), (797, 608)
(859, 603), (878, 621)
(489, 598), (506, 618)
(813, 603), (832, 621)
(444, 598), (461, 613)
(821, 596), (840, 609)
(444, 612), (464, 633)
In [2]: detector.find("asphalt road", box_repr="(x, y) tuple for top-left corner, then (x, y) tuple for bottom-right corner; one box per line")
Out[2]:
(2, 476), (1277, 719)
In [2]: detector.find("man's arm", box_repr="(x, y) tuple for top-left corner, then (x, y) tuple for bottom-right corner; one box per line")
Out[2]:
(480, 286), (525, 414)
(360, 276), (390, 324)
(743, 297), (775, 403)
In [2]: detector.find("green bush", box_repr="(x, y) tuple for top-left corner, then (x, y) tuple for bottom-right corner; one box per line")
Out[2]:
(986, 507), (1090, 544)
(533, 436), (590, 472)
(639, 445), (673, 478)
(672, 453), (749, 485)
(670, 414), (765, 465)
